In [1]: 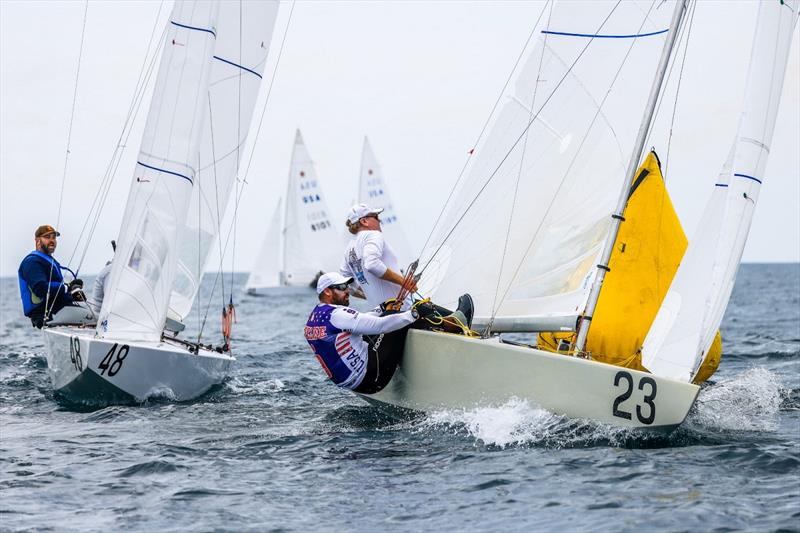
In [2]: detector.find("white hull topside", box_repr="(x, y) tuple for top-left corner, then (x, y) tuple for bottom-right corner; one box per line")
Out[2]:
(362, 329), (700, 430)
(42, 326), (234, 405)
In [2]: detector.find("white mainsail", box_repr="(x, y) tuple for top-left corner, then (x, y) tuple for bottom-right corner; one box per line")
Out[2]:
(98, 1), (221, 342)
(281, 130), (341, 286)
(418, 1), (674, 330)
(169, 1), (279, 320)
(358, 137), (413, 267)
(245, 199), (283, 291)
(642, 0), (799, 381)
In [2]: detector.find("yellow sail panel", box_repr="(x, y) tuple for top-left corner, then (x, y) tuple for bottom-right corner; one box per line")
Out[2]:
(538, 151), (722, 379)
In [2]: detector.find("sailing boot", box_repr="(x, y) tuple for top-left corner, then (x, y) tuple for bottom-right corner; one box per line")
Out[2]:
(453, 293), (474, 328)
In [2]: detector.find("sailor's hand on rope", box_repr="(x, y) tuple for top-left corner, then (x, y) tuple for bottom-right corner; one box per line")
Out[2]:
(68, 278), (83, 291)
(380, 298), (402, 315)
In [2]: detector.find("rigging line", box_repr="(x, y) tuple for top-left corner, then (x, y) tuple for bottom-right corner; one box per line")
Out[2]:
(492, 0), (660, 314)
(198, 95), (224, 344)
(231, 0), (244, 302)
(73, 31), (166, 275)
(68, 3), (167, 271)
(488, 2), (553, 326)
(45, 0), (89, 319)
(241, 0), (295, 182)
(416, 0), (552, 258)
(418, 0), (623, 277)
(663, 0), (696, 182)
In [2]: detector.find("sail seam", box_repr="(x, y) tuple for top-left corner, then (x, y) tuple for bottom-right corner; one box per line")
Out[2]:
(170, 20), (216, 38)
(733, 173), (762, 184)
(213, 55), (262, 79)
(137, 161), (194, 184)
(542, 28), (668, 39)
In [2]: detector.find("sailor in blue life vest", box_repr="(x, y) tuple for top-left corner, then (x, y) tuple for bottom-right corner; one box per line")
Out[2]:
(305, 272), (442, 394)
(18, 225), (85, 328)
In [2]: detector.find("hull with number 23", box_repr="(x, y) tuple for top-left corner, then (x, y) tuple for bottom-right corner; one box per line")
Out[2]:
(360, 330), (700, 430)
(42, 327), (233, 405)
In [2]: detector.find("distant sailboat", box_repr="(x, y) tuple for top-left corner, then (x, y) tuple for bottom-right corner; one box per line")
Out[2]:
(245, 130), (342, 292)
(43, 0), (280, 404)
(360, 0), (798, 429)
(357, 137), (413, 268)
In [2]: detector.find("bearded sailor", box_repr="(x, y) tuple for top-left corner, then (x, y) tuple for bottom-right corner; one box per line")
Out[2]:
(305, 272), (445, 394)
(17, 225), (85, 328)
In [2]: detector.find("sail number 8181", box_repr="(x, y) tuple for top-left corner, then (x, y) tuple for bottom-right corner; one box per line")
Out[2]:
(612, 371), (656, 425)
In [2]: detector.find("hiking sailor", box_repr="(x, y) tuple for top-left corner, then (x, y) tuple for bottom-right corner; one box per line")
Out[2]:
(305, 272), (439, 394)
(341, 203), (417, 311)
(17, 225), (85, 328)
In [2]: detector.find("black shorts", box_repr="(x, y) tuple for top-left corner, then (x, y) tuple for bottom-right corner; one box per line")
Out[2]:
(353, 327), (410, 394)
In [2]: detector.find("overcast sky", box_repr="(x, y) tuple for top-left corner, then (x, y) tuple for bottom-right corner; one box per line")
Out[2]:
(1, 0), (798, 278)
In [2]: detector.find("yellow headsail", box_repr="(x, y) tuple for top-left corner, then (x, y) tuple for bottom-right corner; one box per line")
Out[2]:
(539, 151), (721, 382)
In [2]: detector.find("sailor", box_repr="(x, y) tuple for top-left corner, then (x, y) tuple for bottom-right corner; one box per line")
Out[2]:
(340, 203), (417, 311)
(305, 272), (437, 394)
(18, 225), (84, 328)
(89, 240), (115, 313)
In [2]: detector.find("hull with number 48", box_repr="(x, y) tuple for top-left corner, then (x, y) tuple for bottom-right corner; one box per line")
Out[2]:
(359, 330), (700, 430)
(42, 327), (233, 405)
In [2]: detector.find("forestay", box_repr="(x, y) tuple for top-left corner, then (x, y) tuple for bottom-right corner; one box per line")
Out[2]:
(168, 1), (279, 320)
(282, 130), (341, 286)
(642, 0), (799, 381)
(358, 137), (413, 267)
(418, 0), (673, 331)
(98, 1), (220, 342)
(245, 199), (283, 291)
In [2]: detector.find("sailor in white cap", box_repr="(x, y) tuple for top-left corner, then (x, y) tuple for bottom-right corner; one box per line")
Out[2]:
(340, 203), (417, 311)
(305, 272), (436, 393)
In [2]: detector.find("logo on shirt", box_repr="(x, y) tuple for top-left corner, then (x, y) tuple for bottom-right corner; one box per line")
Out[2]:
(348, 248), (368, 285)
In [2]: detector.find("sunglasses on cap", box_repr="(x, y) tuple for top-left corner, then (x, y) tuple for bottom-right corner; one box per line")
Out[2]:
(329, 283), (350, 291)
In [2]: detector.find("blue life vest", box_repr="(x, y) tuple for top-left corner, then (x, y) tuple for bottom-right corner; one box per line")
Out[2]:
(304, 304), (367, 389)
(18, 251), (71, 316)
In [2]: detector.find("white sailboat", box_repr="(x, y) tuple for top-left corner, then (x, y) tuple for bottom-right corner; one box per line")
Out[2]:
(358, 136), (413, 267)
(245, 130), (342, 292)
(42, 0), (279, 404)
(361, 0), (798, 429)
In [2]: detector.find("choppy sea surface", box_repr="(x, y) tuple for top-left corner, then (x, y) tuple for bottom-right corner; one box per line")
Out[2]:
(1, 264), (798, 531)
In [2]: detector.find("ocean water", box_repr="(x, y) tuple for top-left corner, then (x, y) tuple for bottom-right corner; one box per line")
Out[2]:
(1, 264), (798, 532)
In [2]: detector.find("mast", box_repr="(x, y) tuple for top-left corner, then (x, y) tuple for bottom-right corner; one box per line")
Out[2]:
(574, 0), (690, 352)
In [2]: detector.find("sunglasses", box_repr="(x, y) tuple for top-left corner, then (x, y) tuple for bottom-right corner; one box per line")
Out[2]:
(329, 283), (350, 291)
(361, 214), (380, 221)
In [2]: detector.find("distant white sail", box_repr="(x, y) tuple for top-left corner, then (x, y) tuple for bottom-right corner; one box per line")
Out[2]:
(418, 0), (673, 329)
(169, 1), (279, 320)
(642, 0), (799, 381)
(245, 199), (283, 291)
(98, 1), (221, 341)
(281, 130), (341, 286)
(358, 137), (413, 267)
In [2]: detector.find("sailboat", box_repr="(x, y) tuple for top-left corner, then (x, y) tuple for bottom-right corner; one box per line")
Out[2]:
(245, 130), (342, 293)
(42, 0), (280, 404)
(358, 137), (413, 267)
(359, 0), (798, 429)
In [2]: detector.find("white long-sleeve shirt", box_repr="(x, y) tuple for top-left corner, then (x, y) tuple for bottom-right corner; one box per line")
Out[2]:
(340, 230), (409, 310)
(305, 303), (415, 389)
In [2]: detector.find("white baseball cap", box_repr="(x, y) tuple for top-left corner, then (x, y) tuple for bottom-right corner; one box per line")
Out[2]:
(316, 272), (354, 294)
(346, 203), (384, 224)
